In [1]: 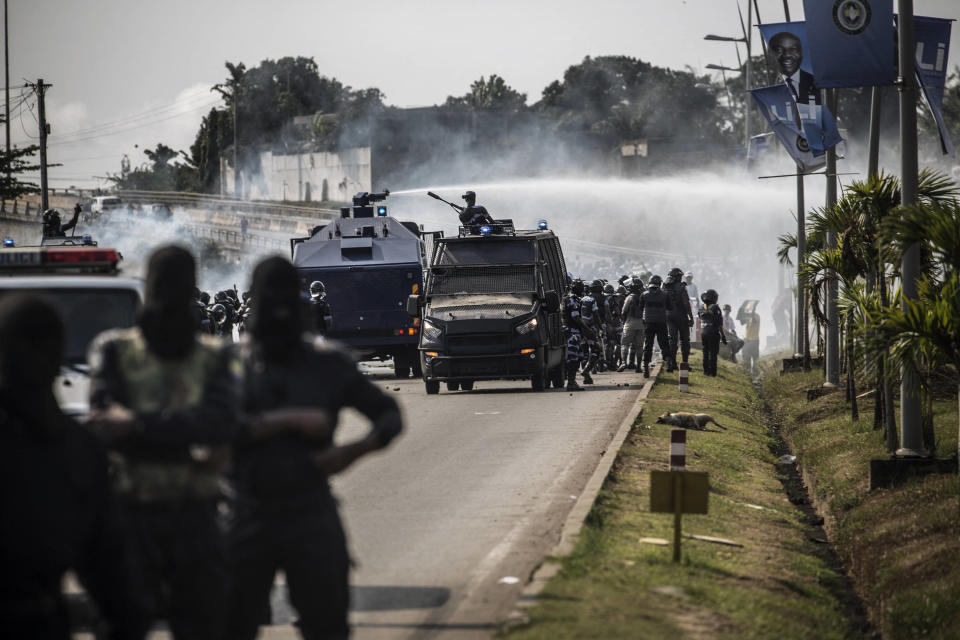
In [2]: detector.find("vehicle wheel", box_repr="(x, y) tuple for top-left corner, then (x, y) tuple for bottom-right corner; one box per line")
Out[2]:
(549, 365), (564, 389)
(393, 352), (410, 378)
(460, 380), (474, 391)
(446, 381), (460, 391)
(425, 380), (440, 395)
(531, 369), (546, 391)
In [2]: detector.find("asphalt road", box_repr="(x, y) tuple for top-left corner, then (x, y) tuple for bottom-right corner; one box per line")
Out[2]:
(274, 364), (649, 639)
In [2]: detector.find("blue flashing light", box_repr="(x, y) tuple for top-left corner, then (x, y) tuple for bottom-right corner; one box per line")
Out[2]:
(376, 206), (388, 216)
(2, 237), (13, 247)
(537, 219), (548, 230)
(479, 225), (492, 236)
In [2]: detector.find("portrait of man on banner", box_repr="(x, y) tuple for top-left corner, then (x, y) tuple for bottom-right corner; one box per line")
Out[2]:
(769, 30), (821, 107)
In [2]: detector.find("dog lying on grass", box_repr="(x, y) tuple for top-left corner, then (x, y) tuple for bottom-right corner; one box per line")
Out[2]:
(656, 412), (727, 431)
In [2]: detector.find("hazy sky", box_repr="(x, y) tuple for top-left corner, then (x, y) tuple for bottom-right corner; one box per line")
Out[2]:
(9, 0), (960, 187)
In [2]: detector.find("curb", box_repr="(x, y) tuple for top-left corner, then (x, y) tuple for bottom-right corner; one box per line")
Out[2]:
(506, 362), (663, 626)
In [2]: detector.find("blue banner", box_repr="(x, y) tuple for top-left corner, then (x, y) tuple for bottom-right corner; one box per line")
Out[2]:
(914, 15), (954, 155)
(751, 84), (827, 172)
(802, 0), (896, 88)
(757, 22), (844, 155)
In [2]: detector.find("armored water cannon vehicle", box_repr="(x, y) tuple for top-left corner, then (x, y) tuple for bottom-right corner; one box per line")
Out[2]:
(407, 208), (568, 394)
(290, 189), (443, 377)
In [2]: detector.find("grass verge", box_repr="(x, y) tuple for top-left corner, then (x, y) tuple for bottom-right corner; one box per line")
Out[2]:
(762, 360), (960, 639)
(502, 353), (863, 639)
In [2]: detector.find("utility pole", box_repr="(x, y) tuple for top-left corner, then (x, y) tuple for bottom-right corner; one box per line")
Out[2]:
(780, 0), (808, 361)
(896, 0), (926, 457)
(824, 88), (840, 386)
(744, 0), (753, 154)
(4, 0), (9, 181)
(30, 78), (51, 210)
(233, 84), (240, 199)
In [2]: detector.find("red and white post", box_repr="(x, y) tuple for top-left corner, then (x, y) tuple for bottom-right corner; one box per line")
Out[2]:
(678, 361), (689, 392)
(670, 429), (686, 471)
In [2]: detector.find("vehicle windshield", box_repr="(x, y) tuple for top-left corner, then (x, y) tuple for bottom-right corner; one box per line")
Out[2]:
(435, 239), (535, 265)
(0, 288), (139, 363)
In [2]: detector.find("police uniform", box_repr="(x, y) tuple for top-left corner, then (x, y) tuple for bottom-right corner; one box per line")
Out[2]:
(310, 295), (333, 335)
(226, 341), (401, 640)
(88, 328), (239, 639)
(638, 284), (672, 376)
(699, 303), (726, 376)
(579, 293), (602, 375)
(562, 291), (591, 387)
(620, 291), (645, 370)
(459, 205), (493, 227)
(663, 280), (693, 371)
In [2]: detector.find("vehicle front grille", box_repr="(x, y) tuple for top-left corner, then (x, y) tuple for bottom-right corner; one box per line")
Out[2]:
(429, 267), (535, 295)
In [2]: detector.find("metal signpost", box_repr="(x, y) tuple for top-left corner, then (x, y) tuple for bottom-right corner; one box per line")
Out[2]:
(650, 430), (709, 562)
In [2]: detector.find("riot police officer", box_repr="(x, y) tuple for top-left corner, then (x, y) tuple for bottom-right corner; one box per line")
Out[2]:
(663, 267), (693, 372)
(618, 277), (645, 372)
(309, 280), (333, 335)
(41, 207), (80, 238)
(459, 191), (494, 227)
(638, 275), (672, 378)
(579, 282), (602, 380)
(603, 283), (623, 369)
(563, 278), (593, 389)
(698, 289), (727, 376)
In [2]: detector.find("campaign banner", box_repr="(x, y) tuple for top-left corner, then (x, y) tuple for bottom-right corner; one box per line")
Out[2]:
(802, 0), (896, 88)
(751, 84), (827, 172)
(757, 22), (844, 155)
(913, 15), (954, 155)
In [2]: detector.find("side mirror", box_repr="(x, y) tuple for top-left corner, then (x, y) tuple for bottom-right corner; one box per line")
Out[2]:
(406, 294), (421, 318)
(543, 290), (560, 313)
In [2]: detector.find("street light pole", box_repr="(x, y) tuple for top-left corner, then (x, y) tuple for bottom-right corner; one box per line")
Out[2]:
(896, 0), (927, 457)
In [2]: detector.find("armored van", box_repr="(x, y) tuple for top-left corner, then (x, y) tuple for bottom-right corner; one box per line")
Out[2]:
(409, 221), (567, 394)
(291, 192), (439, 377)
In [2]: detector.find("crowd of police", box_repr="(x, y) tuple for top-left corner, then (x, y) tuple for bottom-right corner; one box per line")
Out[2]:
(561, 266), (753, 389)
(192, 280), (332, 341)
(0, 245), (397, 640)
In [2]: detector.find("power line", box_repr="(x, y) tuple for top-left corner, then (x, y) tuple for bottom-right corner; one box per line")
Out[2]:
(51, 91), (221, 141)
(47, 99), (219, 147)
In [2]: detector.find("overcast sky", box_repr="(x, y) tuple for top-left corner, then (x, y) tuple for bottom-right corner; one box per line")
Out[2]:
(9, 0), (960, 188)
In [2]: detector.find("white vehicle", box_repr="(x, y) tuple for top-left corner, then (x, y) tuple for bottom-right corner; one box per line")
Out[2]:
(0, 245), (143, 416)
(90, 195), (123, 215)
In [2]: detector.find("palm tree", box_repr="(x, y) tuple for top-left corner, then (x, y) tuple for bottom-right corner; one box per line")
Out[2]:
(865, 198), (960, 459)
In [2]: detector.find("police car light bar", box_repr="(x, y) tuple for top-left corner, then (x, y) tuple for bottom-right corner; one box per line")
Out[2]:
(537, 219), (548, 230)
(479, 225), (492, 236)
(0, 246), (120, 271)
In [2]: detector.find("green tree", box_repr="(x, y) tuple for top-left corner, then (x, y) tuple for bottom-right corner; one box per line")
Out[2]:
(0, 143), (41, 200)
(445, 75), (527, 111)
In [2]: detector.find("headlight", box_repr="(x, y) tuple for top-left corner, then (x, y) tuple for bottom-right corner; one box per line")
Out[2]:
(515, 317), (538, 335)
(422, 319), (442, 344)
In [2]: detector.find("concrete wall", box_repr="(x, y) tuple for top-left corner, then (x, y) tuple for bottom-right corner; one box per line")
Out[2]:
(227, 147), (372, 202)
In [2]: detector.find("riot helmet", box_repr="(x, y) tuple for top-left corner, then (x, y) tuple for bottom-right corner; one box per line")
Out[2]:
(603, 283), (615, 295)
(309, 280), (325, 297)
(199, 291), (211, 305)
(211, 303), (226, 323)
(590, 279), (604, 295)
(668, 267), (684, 280)
(462, 191), (476, 206)
(571, 279), (585, 296)
(628, 277), (643, 293)
(42, 209), (61, 226)
(648, 275), (663, 287)
(701, 289), (718, 305)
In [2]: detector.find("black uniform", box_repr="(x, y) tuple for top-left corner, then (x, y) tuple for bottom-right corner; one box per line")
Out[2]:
(0, 295), (144, 640)
(699, 303), (727, 376)
(459, 204), (493, 227)
(663, 280), (693, 370)
(225, 257), (403, 640)
(638, 285), (672, 371)
(310, 295), (333, 335)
